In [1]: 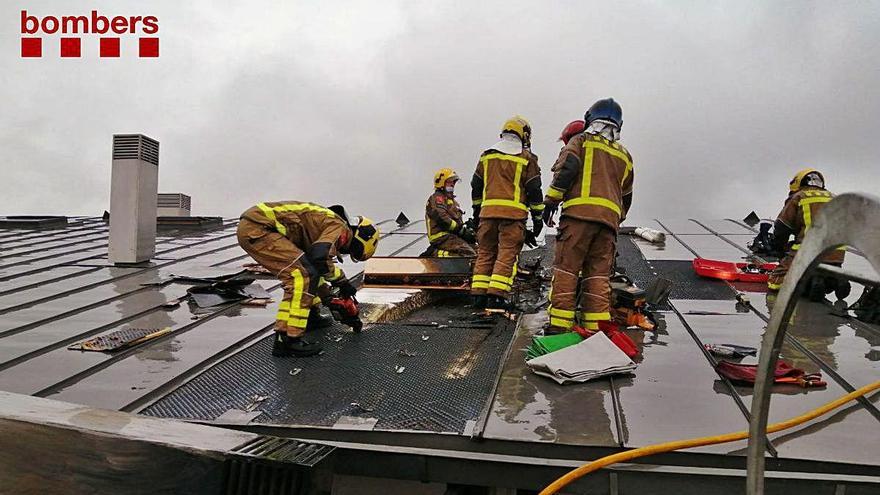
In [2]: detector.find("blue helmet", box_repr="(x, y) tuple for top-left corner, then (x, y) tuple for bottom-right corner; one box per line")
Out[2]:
(584, 98), (623, 129)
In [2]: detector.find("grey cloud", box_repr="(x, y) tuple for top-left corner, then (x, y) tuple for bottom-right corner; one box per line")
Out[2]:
(2, 0), (879, 224)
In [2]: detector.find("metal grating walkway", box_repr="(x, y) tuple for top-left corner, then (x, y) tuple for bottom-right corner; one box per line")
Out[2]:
(143, 298), (517, 433)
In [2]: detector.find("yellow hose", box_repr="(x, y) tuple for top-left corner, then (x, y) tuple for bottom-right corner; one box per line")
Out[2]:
(540, 380), (880, 495)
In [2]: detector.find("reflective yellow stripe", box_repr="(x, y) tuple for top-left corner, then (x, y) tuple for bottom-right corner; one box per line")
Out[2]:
(471, 274), (491, 289)
(482, 199), (528, 211)
(549, 307), (575, 318)
(277, 301), (310, 317)
(437, 250), (451, 257)
(560, 139), (630, 216)
(274, 203), (336, 217)
(547, 186), (564, 200)
(286, 317), (308, 328)
(588, 139), (632, 170)
(481, 153), (528, 211)
(767, 282), (782, 290)
(488, 274), (513, 291)
(584, 321), (599, 330)
(562, 196), (622, 215)
(799, 196), (831, 228)
(791, 243), (844, 251)
(426, 218), (449, 241)
(449, 220), (457, 232)
(258, 202), (338, 236)
(580, 311), (611, 321)
(550, 317), (574, 329)
(472, 198), (483, 205)
(530, 203), (545, 212)
(257, 203), (287, 236)
(325, 266), (344, 282)
(284, 269), (308, 328)
(581, 143), (594, 199)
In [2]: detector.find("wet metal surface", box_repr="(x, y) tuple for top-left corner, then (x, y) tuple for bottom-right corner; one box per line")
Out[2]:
(631, 235), (695, 261)
(483, 313), (619, 447)
(671, 299), (880, 465)
(615, 312), (751, 453)
(674, 234), (751, 261)
(45, 289), (276, 409)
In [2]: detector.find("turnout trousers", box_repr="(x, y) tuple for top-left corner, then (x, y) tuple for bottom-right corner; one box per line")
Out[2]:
(432, 235), (477, 257)
(237, 218), (319, 338)
(548, 218), (616, 333)
(470, 218), (525, 298)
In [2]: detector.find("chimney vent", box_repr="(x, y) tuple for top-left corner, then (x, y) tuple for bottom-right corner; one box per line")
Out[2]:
(109, 134), (159, 264)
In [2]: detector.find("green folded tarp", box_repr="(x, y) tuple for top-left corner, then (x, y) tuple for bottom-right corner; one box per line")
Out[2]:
(526, 332), (583, 361)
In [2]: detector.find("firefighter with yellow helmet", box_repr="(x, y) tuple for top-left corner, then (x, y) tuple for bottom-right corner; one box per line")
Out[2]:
(237, 201), (380, 357)
(470, 116), (543, 311)
(767, 168), (847, 298)
(424, 168), (477, 257)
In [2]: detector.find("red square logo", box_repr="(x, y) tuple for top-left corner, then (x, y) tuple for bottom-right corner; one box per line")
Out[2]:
(100, 38), (120, 58)
(21, 38), (42, 58)
(139, 38), (159, 58)
(60, 38), (81, 58)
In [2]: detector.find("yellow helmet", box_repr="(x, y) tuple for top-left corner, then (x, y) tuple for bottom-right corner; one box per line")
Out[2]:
(501, 115), (532, 144)
(433, 168), (459, 189)
(789, 168), (824, 193)
(349, 216), (380, 261)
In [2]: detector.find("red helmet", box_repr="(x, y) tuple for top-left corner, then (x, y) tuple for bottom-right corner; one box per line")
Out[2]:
(559, 120), (585, 144)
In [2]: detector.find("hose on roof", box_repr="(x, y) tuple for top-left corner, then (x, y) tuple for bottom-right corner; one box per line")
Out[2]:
(539, 380), (880, 495)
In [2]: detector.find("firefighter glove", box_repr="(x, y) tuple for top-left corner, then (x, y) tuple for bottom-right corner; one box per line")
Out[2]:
(471, 206), (481, 229)
(333, 278), (357, 298)
(460, 225), (477, 244)
(542, 202), (558, 227)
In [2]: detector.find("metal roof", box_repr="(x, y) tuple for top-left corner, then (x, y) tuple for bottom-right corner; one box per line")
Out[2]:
(0, 215), (878, 484)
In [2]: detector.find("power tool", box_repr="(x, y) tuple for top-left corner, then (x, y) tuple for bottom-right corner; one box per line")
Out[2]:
(327, 296), (363, 332)
(610, 275), (654, 330)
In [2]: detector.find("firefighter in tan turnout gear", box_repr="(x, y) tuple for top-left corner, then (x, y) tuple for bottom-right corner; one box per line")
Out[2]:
(543, 98), (634, 334)
(767, 168), (847, 297)
(470, 116), (543, 311)
(424, 168), (477, 257)
(237, 201), (380, 357)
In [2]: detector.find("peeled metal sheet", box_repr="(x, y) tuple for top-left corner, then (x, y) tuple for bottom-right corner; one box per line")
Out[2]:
(68, 326), (172, 352)
(363, 256), (473, 290)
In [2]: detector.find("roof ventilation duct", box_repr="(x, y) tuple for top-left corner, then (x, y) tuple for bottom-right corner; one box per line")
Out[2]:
(157, 193), (191, 217)
(109, 134), (159, 265)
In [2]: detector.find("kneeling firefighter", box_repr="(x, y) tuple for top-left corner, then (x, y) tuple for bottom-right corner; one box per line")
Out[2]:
(767, 169), (848, 300)
(543, 98), (634, 334)
(423, 168), (477, 257)
(237, 201), (380, 357)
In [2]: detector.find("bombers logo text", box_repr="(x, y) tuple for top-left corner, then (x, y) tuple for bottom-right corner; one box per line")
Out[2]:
(20, 10), (160, 58)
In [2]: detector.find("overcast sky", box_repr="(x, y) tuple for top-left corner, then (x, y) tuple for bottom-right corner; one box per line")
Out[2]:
(3, 1), (879, 225)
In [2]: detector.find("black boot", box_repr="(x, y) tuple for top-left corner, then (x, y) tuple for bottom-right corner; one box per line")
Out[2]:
(486, 295), (508, 312)
(472, 294), (488, 310)
(272, 332), (323, 357)
(307, 308), (334, 330)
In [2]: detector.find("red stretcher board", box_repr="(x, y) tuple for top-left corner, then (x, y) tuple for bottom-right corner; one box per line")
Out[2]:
(692, 258), (778, 283)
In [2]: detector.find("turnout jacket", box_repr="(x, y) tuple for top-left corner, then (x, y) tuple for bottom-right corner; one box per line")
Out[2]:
(425, 190), (465, 244)
(774, 187), (845, 262)
(545, 132), (634, 232)
(471, 148), (543, 220)
(241, 201), (351, 282)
